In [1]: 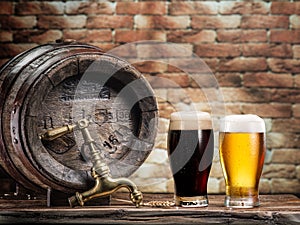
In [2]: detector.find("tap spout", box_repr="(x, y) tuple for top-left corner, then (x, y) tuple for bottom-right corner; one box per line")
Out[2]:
(57, 118), (143, 208)
(68, 167), (143, 208)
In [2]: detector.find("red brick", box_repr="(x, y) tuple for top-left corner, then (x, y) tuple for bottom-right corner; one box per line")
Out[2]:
(268, 59), (300, 73)
(92, 43), (118, 52)
(38, 15), (86, 29)
(202, 59), (219, 74)
(134, 61), (167, 74)
(224, 103), (243, 115)
(0, 31), (12, 42)
(296, 75), (300, 88)
(221, 87), (272, 103)
(219, 2), (269, 15)
(87, 15), (133, 29)
(0, 2), (13, 15)
(169, 2), (218, 15)
(117, 2), (166, 15)
(32, 30), (63, 44)
(171, 31), (216, 44)
(63, 29), (112, 43)
(195, 44), (241, 57)
(189, 74), (219, 89)
(294, 46), (300, 59)
(167, 30), (216, 43)
(135, 15), (189, 29)
(244, 73), (294, 88)
(215, 73), (242, 87)
(270, 30), (300, 44)
(147, 73), (190, 88)
(168, 58), (217, 74)
(66, 1), (114, 15)
(0, 16), (36, 29)
(0, 43), (37, 58)
(241, 15), (289, 29)
(15, 2), (64, 15)
(169, 58), (218, 74)
(271, 89), (300, 103)
(115, 30), (166, 42)
(168, 88), (193, 104)
(293, 104), (300, 118)
(185, 88), (209, 103)
(14, 30), (62, 44)
(294, 74), (300, 87)
(217, 30), (267, 43)
(271, 150), (300, 163)
(263, 164), (296, 179)
(136, 43), (192, 59)
(105, 43), (137, 58)
(219, 58), (267, 72)
(272, 119), (300, 132)
(191, 15), (241, 29)
(242, 103), (291, 118)
(271, 2), (300, 15)
(242, 44), (293, 58)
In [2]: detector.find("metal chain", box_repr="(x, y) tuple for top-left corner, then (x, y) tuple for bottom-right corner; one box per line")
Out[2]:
(112, 198), (175, 208)
(142, 200), (175, 208)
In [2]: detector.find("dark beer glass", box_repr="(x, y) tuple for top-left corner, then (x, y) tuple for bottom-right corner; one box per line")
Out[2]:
(168, 111), (214, 207)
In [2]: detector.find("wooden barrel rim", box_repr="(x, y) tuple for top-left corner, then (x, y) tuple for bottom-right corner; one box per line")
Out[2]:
(1, 44), (103, 192)
(9, 48), (105, 192)
(0, 44), (65, 192)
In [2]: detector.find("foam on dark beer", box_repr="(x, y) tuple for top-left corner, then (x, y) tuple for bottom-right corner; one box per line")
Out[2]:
(170, 111), (212, 131)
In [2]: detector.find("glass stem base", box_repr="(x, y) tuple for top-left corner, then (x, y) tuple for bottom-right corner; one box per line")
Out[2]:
(175, 195), (208, 207)
(224, 195), (260, 208)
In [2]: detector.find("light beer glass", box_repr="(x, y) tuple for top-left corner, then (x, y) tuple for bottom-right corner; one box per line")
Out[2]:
(168, 111), (214, 207)
(219, 114), (266, 208)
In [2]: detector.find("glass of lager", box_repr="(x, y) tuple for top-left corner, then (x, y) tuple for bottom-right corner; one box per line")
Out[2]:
(219, 114), (266, 208)
(168, 111), (214, 207)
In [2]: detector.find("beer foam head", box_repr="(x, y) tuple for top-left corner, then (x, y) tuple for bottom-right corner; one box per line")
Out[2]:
(220, 114), (265, 133)
(170, 111), (212, 130)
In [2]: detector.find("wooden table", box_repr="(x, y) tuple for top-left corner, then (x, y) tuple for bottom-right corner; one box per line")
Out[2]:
(0, 193), (299, 224)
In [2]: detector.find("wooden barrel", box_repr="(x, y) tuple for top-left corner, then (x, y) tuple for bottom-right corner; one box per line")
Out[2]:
(0, 40), (158, 194)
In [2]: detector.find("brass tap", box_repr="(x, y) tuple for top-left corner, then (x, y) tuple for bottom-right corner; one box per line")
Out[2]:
(40, 118), (143, 208)
(68, 166), (143, 208)
(39, 124), (76, 141)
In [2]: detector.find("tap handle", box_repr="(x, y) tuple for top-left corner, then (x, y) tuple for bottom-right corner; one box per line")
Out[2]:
(39, 124), (76, 141)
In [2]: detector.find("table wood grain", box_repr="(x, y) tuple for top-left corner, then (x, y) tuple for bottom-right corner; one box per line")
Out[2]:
(0, 193), (299, 224)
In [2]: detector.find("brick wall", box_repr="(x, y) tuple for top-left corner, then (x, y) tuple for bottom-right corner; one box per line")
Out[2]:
(0, 1), (299, 195)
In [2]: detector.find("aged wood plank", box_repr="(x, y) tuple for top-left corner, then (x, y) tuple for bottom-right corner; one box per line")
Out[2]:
(0, 194), (299, 224)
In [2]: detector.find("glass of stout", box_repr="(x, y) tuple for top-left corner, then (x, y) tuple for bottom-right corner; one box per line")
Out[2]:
(168, 111), (214, 207)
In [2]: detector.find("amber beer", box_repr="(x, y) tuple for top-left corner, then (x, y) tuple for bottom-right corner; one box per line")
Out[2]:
(168, 111), (214, 207)
(219, 114), (266, 208)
